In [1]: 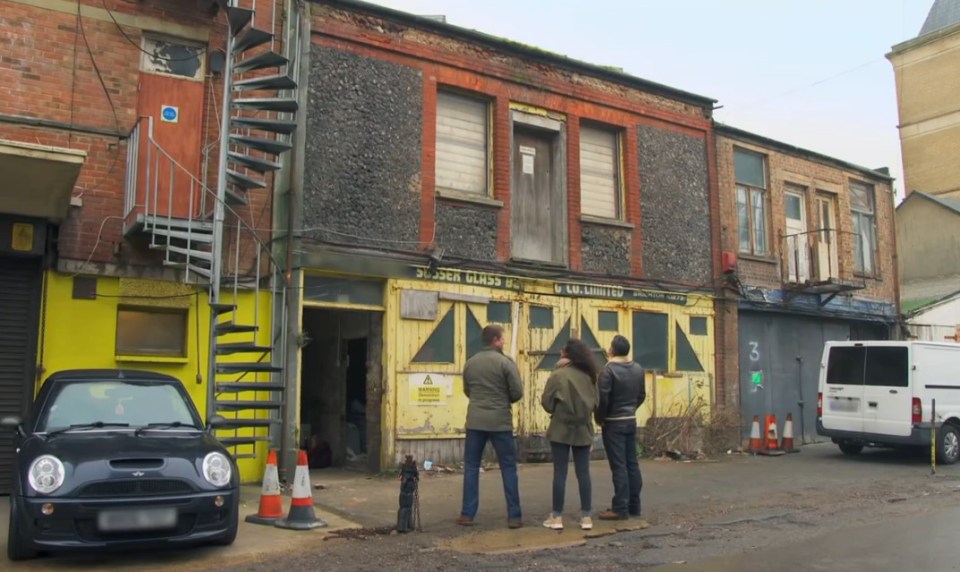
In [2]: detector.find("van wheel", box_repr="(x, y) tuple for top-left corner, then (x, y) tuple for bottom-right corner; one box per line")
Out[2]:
(937, 424), (960, 465)
(838, 441), (863, 456)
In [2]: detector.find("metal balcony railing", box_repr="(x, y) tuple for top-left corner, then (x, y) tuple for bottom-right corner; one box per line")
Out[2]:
(780, 228), (858, 286)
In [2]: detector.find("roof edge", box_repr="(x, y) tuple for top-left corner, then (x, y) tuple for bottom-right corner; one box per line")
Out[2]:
(889, 20), (960, 57)
(313, 0), (718, 109)
(714, 123), (895, 183)
(897, 190), (960, 215)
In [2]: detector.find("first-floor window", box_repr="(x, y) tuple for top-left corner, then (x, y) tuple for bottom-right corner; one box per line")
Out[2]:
(737, 185), (768, 256)
(850, 181), (877, 275)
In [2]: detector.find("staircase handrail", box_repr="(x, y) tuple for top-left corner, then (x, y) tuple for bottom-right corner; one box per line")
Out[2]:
(131, 115), (289, 281)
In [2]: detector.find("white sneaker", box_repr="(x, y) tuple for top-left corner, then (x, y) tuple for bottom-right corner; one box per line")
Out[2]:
(542, 515), (563, 530)
(580, 516), (593, 530)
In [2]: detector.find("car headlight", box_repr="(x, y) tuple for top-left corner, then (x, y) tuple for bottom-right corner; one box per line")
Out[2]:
(28, 455), (65, 494)
(202, 452), (232, 487)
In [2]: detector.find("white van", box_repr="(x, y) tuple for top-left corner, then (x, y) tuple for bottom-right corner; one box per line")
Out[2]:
(817, 341), (960, 464)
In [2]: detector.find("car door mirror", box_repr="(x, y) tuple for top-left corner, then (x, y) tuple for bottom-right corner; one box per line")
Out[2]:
(206, 415), (227, 431)
(1, 416), (23, 436)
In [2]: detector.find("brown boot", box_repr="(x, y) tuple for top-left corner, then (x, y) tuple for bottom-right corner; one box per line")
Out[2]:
(597, 510), (628, 521)
(507, 518), (524, 529)
(456, 515), (475, 526)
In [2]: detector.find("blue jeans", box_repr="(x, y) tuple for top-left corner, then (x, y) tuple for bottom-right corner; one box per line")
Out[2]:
(602, 420), (642, 515)
(460, 429), (522, 520)
(551, 442), (592, 516)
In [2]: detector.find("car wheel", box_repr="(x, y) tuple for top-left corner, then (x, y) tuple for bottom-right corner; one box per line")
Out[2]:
(838, 440), (863, 456)
(7, 498), (38, 561)
(937, 424), (960, 465)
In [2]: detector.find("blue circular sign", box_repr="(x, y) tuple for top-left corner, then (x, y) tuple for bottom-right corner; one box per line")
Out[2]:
(161, 106), (178, 122)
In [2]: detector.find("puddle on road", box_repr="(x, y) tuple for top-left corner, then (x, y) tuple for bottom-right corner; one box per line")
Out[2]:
(440, 519), (651, 555)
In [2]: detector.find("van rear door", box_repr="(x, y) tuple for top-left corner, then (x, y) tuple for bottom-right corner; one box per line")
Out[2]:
(822, 344), (864, 433)
(861, 345), (911, 437)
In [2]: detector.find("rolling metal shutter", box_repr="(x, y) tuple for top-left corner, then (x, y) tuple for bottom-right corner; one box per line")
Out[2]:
(0, 256), (41, 494)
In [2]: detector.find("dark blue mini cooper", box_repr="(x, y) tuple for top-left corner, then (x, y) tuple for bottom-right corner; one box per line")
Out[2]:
(2, 369), (239, 561)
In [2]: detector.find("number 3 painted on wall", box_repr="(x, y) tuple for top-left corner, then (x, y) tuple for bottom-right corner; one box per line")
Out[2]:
(749, 342), (760, 362)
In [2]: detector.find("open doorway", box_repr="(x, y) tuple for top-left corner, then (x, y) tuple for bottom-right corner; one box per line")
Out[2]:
(300, 308), (382, 472)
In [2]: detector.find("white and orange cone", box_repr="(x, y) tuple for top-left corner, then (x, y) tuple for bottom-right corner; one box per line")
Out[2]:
(758, 414), (786, 456)
(748, 415), (762, 453)
(275, 450), (327, 530)
(782, 413), (799, 453)
(246, 450), (284, 525)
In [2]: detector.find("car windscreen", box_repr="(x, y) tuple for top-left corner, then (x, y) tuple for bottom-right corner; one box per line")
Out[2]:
(826, 346), (909, 387)
(38, 380), (200, 432)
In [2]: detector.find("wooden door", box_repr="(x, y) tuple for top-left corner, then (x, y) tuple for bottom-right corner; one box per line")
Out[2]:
(784, 191), (809, 282)
(511, 129), (563, 264)
(136, 38), (206, 220)
(815, 195), (839, 280)
(519, 295), (575, 446)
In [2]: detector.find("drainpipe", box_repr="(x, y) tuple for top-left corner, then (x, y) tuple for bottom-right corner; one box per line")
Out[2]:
(277, 0), (310, 482)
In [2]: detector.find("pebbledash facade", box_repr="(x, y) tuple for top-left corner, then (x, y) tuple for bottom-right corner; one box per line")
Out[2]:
(287, 0), (726, 470)
(714, 125), (900, 445)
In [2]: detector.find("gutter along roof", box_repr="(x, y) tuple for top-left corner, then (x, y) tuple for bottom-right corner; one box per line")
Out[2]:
(314, 0), (717, 110)
(715, 123), (895, 182)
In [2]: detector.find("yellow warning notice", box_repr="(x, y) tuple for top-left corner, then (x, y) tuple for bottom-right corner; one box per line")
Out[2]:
(11, 223), (34, 252)
(409, 373), (450, 405)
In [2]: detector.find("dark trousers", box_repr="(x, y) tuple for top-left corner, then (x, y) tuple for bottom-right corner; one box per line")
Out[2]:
(601, 420), (642, 515)
(460, 429), (522, 520)
(550, 442), (592, 516)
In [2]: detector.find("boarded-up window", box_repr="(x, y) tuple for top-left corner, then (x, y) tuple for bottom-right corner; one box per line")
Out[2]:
(580, 125), (620, 219)
(412, 308), (455, 363)
(487, 301), (511, 323)
(632, 312), (668, 371)
(436, 91), (488, 195)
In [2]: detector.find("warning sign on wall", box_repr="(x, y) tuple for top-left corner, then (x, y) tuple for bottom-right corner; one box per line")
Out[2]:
(409, 373), (452, 405)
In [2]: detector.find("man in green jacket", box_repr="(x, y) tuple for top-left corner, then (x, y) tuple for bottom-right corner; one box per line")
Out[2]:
(457, 324), (524, 529)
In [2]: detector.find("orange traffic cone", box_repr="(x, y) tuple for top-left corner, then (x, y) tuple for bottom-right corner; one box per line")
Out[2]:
(782, 413), (799, 453)
(758, 414), (785, 456)
(748, 415), (762, 453)
(246, 450), (283, 525)
(275, 450), (327, 530)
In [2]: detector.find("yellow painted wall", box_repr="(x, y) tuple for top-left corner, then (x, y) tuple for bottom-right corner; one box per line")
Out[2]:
(382, 275), (715, 465)
(38, 271), (274, 482)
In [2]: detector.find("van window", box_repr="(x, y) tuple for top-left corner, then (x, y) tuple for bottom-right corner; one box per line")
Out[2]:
(863, 347), (909, 387)
(826, 346), (865, 385)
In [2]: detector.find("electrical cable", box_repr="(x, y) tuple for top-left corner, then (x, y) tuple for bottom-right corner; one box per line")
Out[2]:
(101, 0), (207, 61)
(73, 6), (123, 199)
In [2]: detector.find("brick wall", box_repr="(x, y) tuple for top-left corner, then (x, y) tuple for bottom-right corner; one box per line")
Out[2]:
(716, 132), (898, 304)
(0, 0), (279, 274)
(310, 4), (718, 286)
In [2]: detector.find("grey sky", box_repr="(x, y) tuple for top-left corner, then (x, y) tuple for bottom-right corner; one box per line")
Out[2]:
(367, 0), (932, 201)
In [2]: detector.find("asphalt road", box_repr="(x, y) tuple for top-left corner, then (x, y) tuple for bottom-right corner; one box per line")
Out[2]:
(6, 442), (960, 571)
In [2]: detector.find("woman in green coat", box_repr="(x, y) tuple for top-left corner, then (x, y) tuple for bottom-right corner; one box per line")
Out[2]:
(540, 338), (600, 531)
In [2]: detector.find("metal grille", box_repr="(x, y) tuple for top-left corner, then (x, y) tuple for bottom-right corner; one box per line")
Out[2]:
(77, 479), (196, 497)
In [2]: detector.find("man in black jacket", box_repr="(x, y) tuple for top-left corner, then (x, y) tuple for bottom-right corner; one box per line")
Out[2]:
(595, 334), (646, 520)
